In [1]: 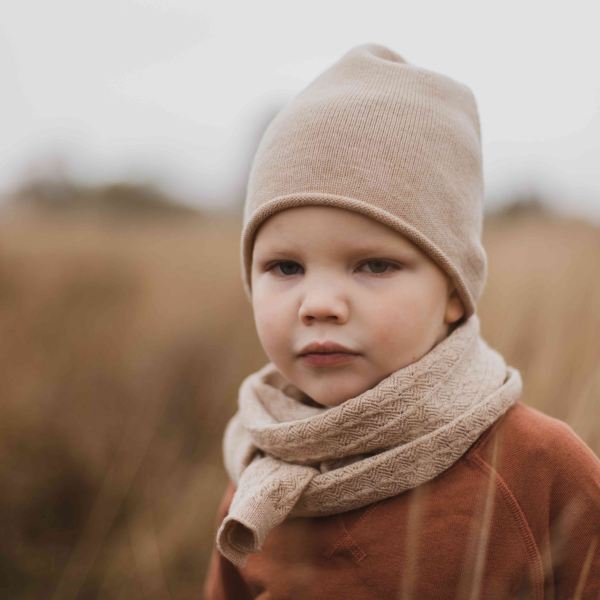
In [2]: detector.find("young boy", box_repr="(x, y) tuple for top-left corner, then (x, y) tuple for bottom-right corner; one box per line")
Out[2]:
(203, 43), (600, 599)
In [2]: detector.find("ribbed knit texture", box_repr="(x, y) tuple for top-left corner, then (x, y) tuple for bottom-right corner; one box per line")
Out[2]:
(240, 43), (487, 317)
(216, 314), (523, 568)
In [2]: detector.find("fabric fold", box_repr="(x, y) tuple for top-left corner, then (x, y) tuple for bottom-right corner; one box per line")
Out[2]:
(216, 456), (318, 567)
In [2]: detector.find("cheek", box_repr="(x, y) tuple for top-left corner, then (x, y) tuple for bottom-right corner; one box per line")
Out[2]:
(366, 293), (428, 346)
(367, 297), (410, 343)
(252, 295), (289, 348)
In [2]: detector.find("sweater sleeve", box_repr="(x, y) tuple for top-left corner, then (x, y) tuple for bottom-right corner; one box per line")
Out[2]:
(548, 423), (600, 598)
(203, 482), (254, 600)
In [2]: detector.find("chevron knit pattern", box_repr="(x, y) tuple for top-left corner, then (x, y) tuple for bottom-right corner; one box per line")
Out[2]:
(216, 313), (523, 568)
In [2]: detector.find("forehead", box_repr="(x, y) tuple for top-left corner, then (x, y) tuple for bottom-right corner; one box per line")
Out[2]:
(253, 205), (423, 254)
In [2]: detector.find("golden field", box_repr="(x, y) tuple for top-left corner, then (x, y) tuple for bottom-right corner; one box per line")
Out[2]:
(0, 202), (598, 598)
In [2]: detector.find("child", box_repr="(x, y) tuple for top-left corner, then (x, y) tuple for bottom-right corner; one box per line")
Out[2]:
(203, 43), (600, 599)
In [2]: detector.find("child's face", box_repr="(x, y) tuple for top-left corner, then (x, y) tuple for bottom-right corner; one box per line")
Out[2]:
(250, 206), (465, 408)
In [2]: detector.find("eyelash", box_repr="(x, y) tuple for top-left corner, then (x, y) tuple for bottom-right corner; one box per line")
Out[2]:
(266, 259), (401, 277)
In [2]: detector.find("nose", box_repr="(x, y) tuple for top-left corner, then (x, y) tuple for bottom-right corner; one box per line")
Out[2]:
(298, 282), (349, 325)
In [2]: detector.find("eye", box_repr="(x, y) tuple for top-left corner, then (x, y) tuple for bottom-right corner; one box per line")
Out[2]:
(268, 260), (303, 276)
(358, 259), (399, 275)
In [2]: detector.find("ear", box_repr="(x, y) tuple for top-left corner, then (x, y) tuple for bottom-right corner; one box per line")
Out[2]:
(444, 285), (465, 325)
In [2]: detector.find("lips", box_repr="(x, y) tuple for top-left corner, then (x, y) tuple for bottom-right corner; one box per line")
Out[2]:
(300, 352), (359, 367)
(297, 341), (360, 367)
(298, 340), (359, 356)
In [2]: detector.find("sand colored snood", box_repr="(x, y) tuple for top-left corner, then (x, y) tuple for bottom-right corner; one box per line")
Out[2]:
(215, 314), (522, 568)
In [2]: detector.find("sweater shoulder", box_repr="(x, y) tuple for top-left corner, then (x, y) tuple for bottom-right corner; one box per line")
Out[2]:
(471, 401), (600, 502)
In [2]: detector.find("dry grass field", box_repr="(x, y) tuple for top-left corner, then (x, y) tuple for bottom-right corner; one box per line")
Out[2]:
(0, 202), (598, 598)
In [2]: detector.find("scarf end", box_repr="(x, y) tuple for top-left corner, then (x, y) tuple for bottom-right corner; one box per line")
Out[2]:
(216, 516), (255, 568)
(215, 457), (317, 567)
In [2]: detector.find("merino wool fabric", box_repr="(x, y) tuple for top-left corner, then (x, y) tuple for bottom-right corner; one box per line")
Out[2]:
(240, 43), (487, 317)
(216, 313), (523, 568)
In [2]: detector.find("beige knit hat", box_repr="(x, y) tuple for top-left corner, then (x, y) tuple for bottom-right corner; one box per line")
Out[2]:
(240, 42), (487, 318)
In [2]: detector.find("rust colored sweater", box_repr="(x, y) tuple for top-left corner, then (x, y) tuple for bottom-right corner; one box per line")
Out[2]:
(203, 402), (600, 599)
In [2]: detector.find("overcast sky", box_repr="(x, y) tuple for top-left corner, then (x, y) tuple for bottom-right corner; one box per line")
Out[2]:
(1, 0), (599, 221)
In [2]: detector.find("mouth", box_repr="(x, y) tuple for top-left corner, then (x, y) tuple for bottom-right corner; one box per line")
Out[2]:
(298, 352), (360, 367)
(298, 340), (358, 355)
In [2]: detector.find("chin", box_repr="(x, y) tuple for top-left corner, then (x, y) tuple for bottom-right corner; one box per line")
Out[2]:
(293, 369), (377, 407)
(313, 397), (347, 408)
(300, 386), (346, 408)
(313, 385), (369, 407)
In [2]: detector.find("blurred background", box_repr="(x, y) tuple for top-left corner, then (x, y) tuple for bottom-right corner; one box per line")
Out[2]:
(1, 1), (599, 598)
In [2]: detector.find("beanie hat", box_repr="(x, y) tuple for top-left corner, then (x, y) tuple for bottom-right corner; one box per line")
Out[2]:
(240, 42), (487, 318)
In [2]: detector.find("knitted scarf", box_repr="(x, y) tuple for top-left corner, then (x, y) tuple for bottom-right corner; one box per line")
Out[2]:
(216, 314), (522, 568)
